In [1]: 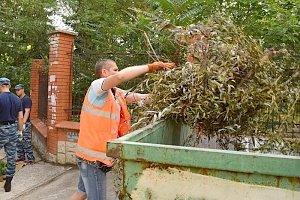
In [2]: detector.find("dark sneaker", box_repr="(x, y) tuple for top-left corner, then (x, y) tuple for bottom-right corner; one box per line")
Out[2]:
(16, 158), (25, 162)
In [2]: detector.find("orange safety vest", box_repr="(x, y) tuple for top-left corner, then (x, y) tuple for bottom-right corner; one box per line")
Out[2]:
(76, 87), (131, 166)
(115, 89), (131, 137)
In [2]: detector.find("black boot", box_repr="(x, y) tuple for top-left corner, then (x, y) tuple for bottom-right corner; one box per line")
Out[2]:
(4, 176), (13, 192)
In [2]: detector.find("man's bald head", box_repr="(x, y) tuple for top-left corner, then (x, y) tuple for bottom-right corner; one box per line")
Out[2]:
(95, 59), (116, 78)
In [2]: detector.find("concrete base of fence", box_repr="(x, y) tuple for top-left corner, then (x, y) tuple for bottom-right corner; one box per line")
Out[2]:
(31, 119), (48, 160)
(31, 119), (79, 165)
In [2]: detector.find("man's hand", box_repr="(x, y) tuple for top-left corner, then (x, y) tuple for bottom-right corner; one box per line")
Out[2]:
(18, 130), (23, 141)
(148, 62), (175, 72)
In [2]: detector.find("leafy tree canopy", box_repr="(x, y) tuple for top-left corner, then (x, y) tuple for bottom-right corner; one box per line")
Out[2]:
(145, 0), (300, 56)
(61, 0), (152, 105)
(0, 0), (56, 87)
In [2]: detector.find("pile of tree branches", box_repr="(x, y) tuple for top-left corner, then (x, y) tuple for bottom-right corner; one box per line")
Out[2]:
(131, 15), (300, 154)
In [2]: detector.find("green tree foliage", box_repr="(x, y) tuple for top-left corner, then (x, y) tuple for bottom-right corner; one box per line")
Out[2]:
(223, 0), (300, 54)
(61, 0), (153, 108)
(146, 0), (300, 56)
(59, 0), (299, 122)
(0, 0), (56, 88)
(132, 13), (300, 154)
(129, 1), (300, 153)
(133, 0), (300, 114)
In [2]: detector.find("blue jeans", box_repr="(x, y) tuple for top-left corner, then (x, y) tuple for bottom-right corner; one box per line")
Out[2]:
(77, 158), (107, 200)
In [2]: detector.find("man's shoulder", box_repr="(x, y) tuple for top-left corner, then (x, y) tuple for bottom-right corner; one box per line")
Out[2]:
(0, 92), (21, 103)
(91, 78), (107, 96)
(0, 92), (17, 98)
(22, 95), (32, 107)
(91, 78), (105, 86)
(23, 95), (32, 101)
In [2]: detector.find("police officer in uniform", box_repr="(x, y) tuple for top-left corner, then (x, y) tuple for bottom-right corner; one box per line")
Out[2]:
(0, 77), (23, 192)
(15, 84), (35, 164)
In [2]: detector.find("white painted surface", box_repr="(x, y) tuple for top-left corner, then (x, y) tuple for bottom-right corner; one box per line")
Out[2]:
(48, 75), (58, 125)
(49, 75), (56, 83)
(131, 168), (300, 200)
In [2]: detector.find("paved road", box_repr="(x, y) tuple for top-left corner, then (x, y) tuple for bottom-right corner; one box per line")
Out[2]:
(0, 149), (118, 200)
(14, 168), (77, 200)
(14, 169), (118, 200)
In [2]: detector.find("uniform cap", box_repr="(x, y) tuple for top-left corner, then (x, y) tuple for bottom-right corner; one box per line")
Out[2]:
(0, 77), (10, 86)
(15, 84), (24, 90)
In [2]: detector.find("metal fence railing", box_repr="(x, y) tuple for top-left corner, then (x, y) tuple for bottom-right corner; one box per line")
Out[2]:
(38, 71), (48, 123)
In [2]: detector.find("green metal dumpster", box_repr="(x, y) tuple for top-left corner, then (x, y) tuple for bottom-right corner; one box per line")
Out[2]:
(107, 120), (300, 200)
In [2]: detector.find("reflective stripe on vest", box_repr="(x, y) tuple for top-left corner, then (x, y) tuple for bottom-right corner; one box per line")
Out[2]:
(77, 87), (120, 164)
(81, 104), (120, 121)
(77, 144), (114, 162)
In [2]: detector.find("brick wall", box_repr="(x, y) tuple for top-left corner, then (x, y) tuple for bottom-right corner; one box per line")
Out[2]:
(30, 59), (45, 119)
(47, 30), (76, 158)
(30, 60), (48, 159)
(30, 30), (79, 164)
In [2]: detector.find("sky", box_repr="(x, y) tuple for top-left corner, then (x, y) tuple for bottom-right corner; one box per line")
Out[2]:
(48, 0), (73, 31)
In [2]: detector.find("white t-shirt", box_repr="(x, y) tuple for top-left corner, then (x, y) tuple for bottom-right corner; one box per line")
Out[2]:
(89, 78), (124, 107)
(91, 78), (106, 96)
(87, 78), (108, 107)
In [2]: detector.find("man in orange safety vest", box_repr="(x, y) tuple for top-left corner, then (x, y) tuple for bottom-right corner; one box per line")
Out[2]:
(70, 59), (175, 200)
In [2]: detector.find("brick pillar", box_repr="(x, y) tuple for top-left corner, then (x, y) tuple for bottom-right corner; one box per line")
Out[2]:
(30, 59), (45, 119)
(47, 30), (76, 156)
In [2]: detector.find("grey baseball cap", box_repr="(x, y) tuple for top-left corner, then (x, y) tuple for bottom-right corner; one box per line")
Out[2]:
(0, 77), (11, 86)
(15, 84), (24, 90)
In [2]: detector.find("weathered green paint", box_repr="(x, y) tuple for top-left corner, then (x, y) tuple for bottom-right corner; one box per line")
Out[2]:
(107, 120), (300, 199)
(109, 141), (300, 177)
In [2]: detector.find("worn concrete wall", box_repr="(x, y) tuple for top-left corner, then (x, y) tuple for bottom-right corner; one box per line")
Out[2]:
(54, 121), (79, 164)
(57, 141), (77, 164)
(31, 129), (47, 159)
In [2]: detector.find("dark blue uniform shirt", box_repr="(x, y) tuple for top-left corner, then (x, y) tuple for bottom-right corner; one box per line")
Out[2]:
(0, 92), (23, 122)
(21, 95), (32, 122)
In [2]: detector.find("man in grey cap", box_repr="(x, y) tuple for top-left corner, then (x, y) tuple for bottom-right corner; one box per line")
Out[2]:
(0, 77), (23, 192)
(15, 83), (35, 164)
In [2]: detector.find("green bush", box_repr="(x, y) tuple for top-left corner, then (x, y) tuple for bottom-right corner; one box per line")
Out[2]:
(0, 160), (6, 176)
